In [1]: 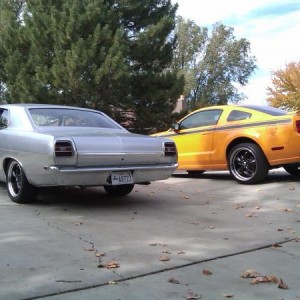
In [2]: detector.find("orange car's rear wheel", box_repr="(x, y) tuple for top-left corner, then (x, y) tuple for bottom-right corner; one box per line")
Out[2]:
(228, 143), (269, 184)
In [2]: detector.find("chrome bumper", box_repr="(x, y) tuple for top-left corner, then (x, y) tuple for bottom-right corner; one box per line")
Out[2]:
(47, 163), (178, 186)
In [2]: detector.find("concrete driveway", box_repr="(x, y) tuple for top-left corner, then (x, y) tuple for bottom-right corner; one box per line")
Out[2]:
(0, 169), (299, 300)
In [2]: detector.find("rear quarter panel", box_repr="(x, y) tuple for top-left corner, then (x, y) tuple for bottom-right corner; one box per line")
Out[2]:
(0, 128), (56, 185)
(211, 112), (294, 167)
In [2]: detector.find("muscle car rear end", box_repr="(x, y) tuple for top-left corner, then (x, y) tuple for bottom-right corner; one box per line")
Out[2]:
(0, 104), (178, 203)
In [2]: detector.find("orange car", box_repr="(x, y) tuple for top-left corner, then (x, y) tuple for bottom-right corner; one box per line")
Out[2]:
(153, 105), (300, 184)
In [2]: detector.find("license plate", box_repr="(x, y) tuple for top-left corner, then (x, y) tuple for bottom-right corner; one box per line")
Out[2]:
(111, 171), (134, 185)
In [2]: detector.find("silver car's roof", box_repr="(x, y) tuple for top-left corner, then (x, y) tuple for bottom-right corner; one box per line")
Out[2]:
(0, 103), (96, 111)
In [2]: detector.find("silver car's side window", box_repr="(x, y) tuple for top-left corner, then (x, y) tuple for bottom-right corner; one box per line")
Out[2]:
(0, 109), (8, 128)
(180, 109), (223, 130)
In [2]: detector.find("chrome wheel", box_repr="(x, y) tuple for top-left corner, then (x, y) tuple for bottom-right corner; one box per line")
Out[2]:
(7, 160), (23, 198)
(6, 160), (38, 203)
(229, 143), (269, 184)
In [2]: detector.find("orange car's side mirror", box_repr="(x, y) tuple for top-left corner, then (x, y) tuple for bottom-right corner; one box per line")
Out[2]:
(172, 123), (180, 132)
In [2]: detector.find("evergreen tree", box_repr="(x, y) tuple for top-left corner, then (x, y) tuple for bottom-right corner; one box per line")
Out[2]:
(0, 0), (183, 132)
(113, 0), (183, 132)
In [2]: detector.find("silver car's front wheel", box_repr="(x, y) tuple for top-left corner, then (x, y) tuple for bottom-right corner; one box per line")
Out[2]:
(228, 143), (269, 184)
(6, 160), (38, 203)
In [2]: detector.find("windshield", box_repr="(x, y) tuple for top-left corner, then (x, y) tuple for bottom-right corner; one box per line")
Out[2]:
(29, 108), (121, 129)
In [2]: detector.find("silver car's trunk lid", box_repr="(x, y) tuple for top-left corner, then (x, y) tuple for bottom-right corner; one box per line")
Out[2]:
(71, 131), (164, 166)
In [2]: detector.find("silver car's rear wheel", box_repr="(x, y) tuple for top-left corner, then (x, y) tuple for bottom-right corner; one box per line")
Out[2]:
(228, 143), (269, 184)
(104, 184), (134, 196)
(6, 160), (38, 203)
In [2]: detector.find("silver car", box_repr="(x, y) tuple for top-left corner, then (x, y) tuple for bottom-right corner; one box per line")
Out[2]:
(0, 104), (178, 203)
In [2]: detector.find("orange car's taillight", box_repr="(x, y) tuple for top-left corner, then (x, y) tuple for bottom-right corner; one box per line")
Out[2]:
(296, 120), (300, 133)
(164, 142), (177, 156)
(55, 141), (73, 157)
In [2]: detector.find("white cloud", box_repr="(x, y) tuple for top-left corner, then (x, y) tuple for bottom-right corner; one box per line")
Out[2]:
(172, 0), (300, 106)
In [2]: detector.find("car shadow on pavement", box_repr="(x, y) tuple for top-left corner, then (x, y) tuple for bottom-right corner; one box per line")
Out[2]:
(172, 170), (300, 184)
(32, 186), (158, 208)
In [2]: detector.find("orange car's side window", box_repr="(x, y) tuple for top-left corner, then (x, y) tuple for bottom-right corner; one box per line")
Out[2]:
(227, 110), (252, 122)
(180, 109), (223, 130)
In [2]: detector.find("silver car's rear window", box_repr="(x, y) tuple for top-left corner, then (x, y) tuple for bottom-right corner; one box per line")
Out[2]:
(29, 108), (121, 129)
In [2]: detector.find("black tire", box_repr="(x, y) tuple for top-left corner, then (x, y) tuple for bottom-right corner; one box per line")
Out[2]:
(283, 164), (300, 176)
(6, 160), (38, 203)
(104, 184), (134, 196)
(187, 170), (205, 176)
(228, 143), (269, 184)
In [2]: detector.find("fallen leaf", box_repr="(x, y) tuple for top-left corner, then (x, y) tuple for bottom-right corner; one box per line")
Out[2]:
(277, 228), (284, 231)
(159, 255), (170, 261)
(250, 276), (269, 284)
(84, 247), (95, 252)
(278, 278), (288, 289)
(279, 208), (293, 212)
(246, 213), (255, 217)
(271, 243), (282, 248)
(240, 269), (260, 278)
(95, 252), (106, 258)
(185, 291), (201, 299)
(222, 293), (234, 298)
(177, 251), (186, 254)
(202, 269), (212, 275)
(97, 260), (120, 269)
(168, 277), (180, 284)
(149, 242), (168, 246)
(250, 275), (278, 284)
(182, 196), (190, 199)
(234, 204), (244, 209)
(266, 275), (278, 283)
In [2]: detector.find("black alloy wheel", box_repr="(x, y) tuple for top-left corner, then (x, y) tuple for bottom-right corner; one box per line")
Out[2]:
(228, 143), (269, 184)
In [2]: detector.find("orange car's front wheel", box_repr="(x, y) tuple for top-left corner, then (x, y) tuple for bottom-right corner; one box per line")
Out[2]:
(228, 143), (269, 184)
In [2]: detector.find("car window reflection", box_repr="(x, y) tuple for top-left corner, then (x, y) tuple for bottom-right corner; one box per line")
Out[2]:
(180, 109), (223, 130)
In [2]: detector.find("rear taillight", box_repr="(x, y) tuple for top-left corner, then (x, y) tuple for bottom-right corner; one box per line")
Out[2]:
(164, 142), (177, 156)
(296, 120), (300, 133)
(55, 141), (73, 157)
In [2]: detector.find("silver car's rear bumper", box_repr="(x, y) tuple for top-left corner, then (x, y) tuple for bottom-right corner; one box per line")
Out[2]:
(47, 163), (178, 186)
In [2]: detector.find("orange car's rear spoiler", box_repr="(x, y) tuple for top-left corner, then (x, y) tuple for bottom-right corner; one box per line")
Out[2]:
(288, 110), (300, 116)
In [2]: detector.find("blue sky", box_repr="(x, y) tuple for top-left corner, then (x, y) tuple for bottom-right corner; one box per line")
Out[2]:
(172, 0), (300, 105)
